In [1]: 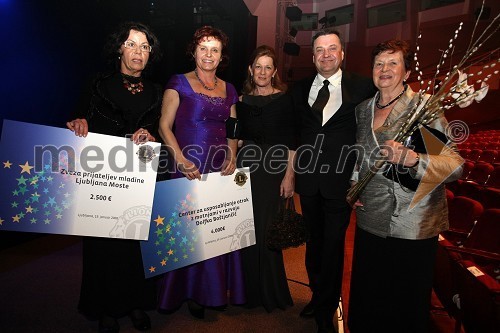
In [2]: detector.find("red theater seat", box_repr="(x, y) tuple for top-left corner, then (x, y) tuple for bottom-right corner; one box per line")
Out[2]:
(434, 209), (499, 333)
(467, 149), (483, 162)
(444, 196), (484, 242)
(457, 181), (482, 202)
(445, 209), (500, 333)
(468, 142), (482, 149)
(452, 259), (500, 333)
(467, 162), (494, 185)
(446, 188), (455, 204)
(485, 142), (499, 150)
(459, 149), (471, 159)
(458, 142), (471, 149)
(463, 209), (500, 255)
(486, 165), (500, 188)
(480, 187), (500, 209)
(477, 150), (498, 164)
(461, 161), (475, 180)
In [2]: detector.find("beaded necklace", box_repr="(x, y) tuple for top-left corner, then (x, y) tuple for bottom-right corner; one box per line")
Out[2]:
(122, 75), (144, 94)
(194, 69), (218, 91)
(375, 85), (407, 109)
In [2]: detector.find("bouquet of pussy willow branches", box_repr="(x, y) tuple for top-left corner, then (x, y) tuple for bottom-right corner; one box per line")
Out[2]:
(346, 1), (499, 206)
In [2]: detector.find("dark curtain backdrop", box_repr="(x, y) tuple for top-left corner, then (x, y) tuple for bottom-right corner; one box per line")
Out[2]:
(0, 0), (256, 249)
(0, 0), (256, 134)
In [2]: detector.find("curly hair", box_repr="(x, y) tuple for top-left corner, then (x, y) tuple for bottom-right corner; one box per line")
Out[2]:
(186, 25), (230, 70)
(104, 21), (161, 68)
(241, 45), (287, 95)
(371, 39), (413, 71)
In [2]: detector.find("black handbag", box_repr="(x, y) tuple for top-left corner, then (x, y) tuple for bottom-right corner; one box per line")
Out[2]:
(382, 124), (448, 191)
(266, 197), (309, 251)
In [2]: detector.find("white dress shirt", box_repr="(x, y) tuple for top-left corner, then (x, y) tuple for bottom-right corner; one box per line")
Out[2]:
(308, 69), (343, 126)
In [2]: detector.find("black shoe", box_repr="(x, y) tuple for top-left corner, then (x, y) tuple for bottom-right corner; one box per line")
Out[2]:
(129, 309), (151, 331)
(187, 299), (205, 319)
(299, 301), (316, 318)
(211, 304), (227, 312)
(98, 315), (119, 333)
(315, 314), (337, 333)
(316, 320), (336, 333)
(317, 327), (336, 333)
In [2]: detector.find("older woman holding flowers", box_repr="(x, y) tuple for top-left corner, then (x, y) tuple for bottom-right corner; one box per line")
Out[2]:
(347, 39), (464, 333)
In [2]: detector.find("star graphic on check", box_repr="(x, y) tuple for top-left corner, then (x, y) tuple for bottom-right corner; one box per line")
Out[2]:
(16, 176), (28, 185)
(19, 161), (34, 174)
(154, 215), (165, 226)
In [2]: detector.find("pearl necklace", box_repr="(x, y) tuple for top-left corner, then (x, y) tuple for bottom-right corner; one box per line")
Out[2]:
(376, 85), (407, 109)
(194, 69), (218, 91)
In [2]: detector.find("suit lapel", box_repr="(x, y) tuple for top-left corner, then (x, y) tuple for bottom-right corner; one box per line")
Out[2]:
(322, 72), (354, 127)
(302, 76), (315, 104)
(301, 76), (321, 124)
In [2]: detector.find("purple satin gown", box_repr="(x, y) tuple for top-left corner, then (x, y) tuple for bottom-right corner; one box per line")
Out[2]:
(157, 74), (245, 310)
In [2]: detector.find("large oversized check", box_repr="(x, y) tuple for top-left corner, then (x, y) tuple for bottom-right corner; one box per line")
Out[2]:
(141, 168), (255, 278)
(0, 120), (160, 240)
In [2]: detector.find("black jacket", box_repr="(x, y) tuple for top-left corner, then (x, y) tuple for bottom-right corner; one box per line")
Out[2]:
(290, 72), (376, 199)
(74, 72), (162, 139)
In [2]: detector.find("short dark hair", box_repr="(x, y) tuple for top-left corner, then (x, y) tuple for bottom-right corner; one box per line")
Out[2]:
(187, 26), (230, 70)
(104, 21), (161, 67)
(312, 28), (344, 50)
(371, 39), (413, 71)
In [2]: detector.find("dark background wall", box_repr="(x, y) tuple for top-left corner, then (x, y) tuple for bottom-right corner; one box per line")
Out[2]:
(0, 0), (256, 248)
(0, 0), (256, 134)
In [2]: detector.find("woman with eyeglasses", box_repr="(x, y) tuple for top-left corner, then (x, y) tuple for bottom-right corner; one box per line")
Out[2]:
(66, 22), (162, 333)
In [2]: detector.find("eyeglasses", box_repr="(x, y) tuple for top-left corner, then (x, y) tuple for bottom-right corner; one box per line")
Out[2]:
(123, 40), (152, 53)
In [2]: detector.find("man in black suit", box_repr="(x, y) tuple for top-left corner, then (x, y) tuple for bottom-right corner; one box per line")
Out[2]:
(290, 29), (375, 333)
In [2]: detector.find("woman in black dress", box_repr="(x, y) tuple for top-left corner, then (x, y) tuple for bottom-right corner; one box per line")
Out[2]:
(236, 45), (297, 312)
(67, 22), (162, 333)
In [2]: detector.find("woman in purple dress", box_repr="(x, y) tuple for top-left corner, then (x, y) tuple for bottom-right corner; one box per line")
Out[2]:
(157, 26), (244, 318)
